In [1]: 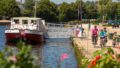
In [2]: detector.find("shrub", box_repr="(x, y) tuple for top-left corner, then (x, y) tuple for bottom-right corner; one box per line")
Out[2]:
(88, 48), (120, 68)
(0, 41), (38, 68)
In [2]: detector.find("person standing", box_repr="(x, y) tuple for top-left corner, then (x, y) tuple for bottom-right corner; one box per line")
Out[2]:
(88, 20), (91, 31)
(99, 29), (106, 47)
(79, 24), (84, 37)
(91, 26), (99, 45)
(112, 32), (119, 47)
(75, 26), (79, 37)
(103, 27), (108, 45)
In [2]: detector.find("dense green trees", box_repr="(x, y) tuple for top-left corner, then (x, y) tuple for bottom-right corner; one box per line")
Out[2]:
(84, 1), (98, 19)
(97, 0), (119, 20)
(116, 2), (120, 19)
(0, 0), (20, 19)
(22, 0), (34, 16)
(58, 2), (77, 22)
(0, 0), (119, 22)
(37, 0), (58, 22)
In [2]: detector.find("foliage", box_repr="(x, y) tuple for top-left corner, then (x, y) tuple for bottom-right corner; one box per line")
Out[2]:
(72, 40), (90, 68)
(37, 0), (58, 22)
(97, 0), (118, 20)
(84, 1), (98, 19)
(0, 0), (120, 22)
(102, 24), (112, 27)
(88, 48), (120, 68)
(0, 41), (38, 68)
(0, 0), (20, 19)
(58, 2), (81, 22)
(116, 2), (120, 19)
(22, 0), (34, 16)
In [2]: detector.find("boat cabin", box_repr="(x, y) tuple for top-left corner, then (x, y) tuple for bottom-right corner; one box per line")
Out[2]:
(10, 17), (45, 31)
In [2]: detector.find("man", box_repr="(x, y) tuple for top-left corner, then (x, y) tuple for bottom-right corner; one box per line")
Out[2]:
(92, 26), (98, 45)
(113, 32), (119, 47)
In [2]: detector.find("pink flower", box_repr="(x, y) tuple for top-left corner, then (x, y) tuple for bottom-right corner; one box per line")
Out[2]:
(10, 55), (17, 62)
(60, 53), (69, 61)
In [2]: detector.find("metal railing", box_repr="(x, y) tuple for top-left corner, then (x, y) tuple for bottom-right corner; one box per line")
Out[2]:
(6, 24), (46, 32)
(46, 23), (75, 28)
(45, 23), (75, 38)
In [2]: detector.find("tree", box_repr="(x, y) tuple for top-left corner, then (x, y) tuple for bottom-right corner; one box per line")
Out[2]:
(75, 0), (86, 20)
(0, 0), (20, 19)
(22, 0), (34, 16)
(116, 2), (120, 19)
(58, 2), (70, 22)
(84, 1), (98, 19)
(58, 2), (78, 22)
(98, 0), (114, 20)
(37, 0), (58, 22)
(107, 2), (118, 20)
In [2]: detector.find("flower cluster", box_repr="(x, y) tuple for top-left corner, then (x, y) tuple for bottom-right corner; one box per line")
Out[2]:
(87, 48), (120, 68)
(87, 55), (102, 68)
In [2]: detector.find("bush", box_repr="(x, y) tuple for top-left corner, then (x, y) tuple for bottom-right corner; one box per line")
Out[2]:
(88, 48), (120, 68)
(0, 41), (38, 68)
(102, 24), (112, 27)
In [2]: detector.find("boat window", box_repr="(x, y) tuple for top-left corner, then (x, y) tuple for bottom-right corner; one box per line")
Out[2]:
(14, 19), (19, 24)
(22, 20), (28, 24)
(31, 20), (36, 24)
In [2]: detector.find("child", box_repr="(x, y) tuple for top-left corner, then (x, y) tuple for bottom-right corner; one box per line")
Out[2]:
(99, 29), (106, 47)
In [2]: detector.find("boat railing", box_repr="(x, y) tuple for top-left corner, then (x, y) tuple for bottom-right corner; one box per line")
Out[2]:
(6, 24), (39, 30)
(46, 23), (75, 28)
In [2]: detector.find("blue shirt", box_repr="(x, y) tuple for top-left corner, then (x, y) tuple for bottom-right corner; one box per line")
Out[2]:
(100, 31), (105, 37)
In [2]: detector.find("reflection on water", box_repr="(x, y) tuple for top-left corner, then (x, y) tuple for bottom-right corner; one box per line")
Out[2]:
(42, 38), (77, 68)
(0, 26), (77, 68)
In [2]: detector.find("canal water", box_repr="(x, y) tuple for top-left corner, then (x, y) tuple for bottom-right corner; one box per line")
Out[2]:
(0, 26), (77, 68)
(0, 26), (6, 50)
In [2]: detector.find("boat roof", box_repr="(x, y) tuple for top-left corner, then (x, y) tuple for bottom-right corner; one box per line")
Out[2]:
(0, 20), (11, 25)
(12, 17), (42, 20)
(0, 20), (11, 23)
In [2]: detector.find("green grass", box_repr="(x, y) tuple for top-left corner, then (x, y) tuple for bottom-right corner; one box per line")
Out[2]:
(72, 38), (89, 68)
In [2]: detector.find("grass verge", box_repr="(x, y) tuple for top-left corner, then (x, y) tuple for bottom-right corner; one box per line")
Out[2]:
(71, 38), (89, 68)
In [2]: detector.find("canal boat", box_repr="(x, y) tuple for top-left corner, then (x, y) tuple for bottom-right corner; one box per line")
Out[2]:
(5, 17), (46, 44)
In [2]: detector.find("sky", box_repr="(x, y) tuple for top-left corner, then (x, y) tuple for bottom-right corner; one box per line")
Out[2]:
(17, 0), (119, 4)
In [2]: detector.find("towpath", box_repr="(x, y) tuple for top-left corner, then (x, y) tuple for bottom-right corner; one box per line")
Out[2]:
(73, 24), (120, 59)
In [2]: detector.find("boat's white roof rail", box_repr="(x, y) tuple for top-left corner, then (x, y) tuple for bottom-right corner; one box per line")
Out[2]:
(11, 17), (42, 20)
